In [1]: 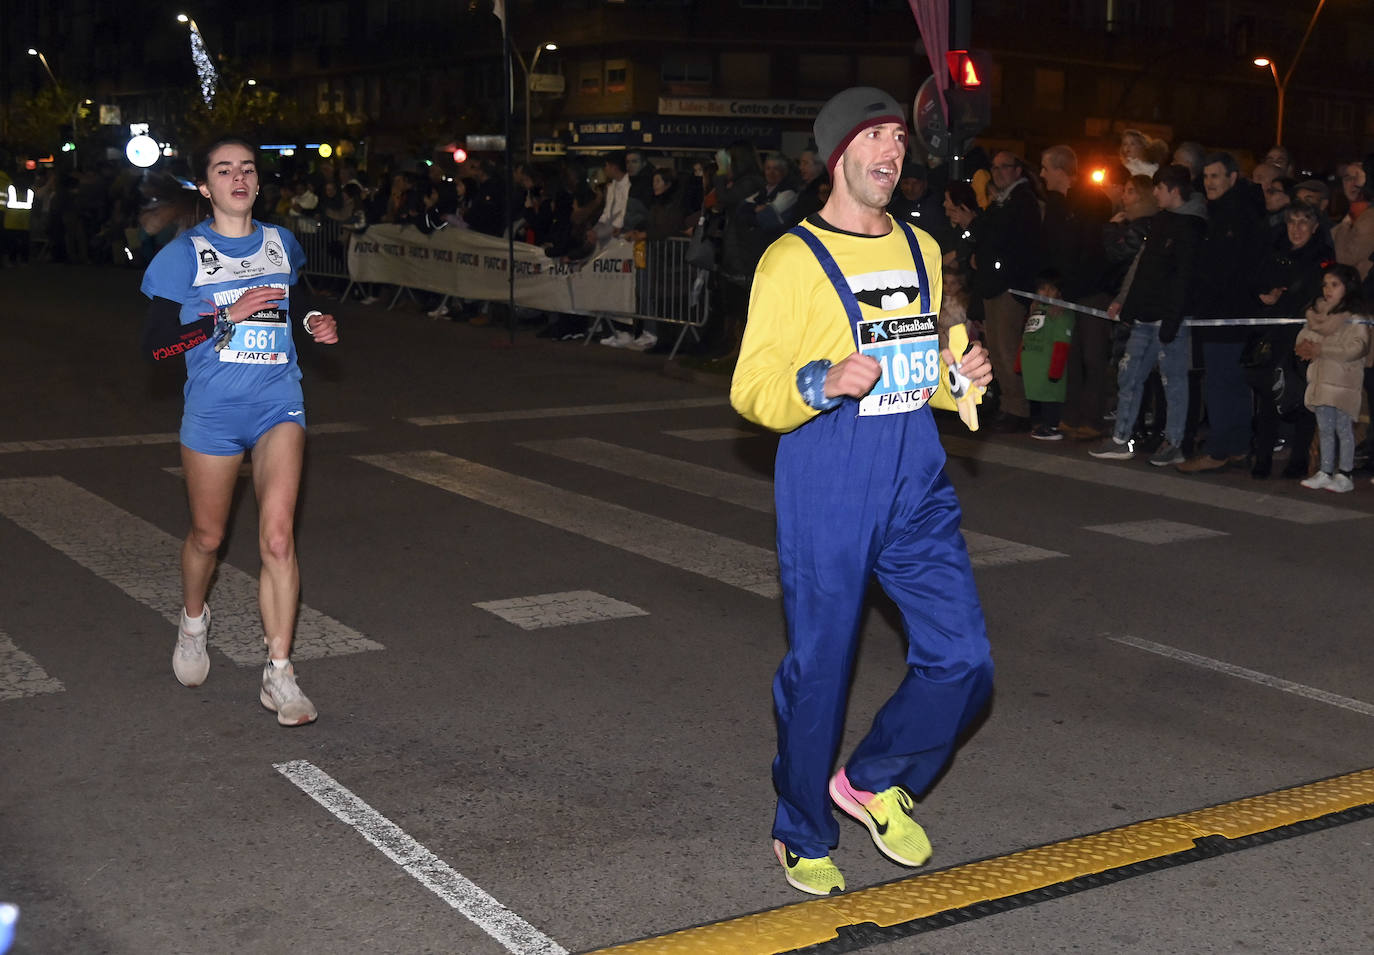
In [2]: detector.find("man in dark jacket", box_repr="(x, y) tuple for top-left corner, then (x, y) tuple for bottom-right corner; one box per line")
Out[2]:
(970, 151), (1044, 430)
(1090, 165), (1207, 466)
(1039, 145), (1115, 438)
(1177, 152), (1268, 473)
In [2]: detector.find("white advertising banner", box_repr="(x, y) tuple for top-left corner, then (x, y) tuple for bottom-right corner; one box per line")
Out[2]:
(346, 224), (637, 314)
(657, 96), (825, 119)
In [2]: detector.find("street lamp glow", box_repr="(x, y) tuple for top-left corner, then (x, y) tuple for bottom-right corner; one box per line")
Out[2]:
(522, 40), (560, 163)
(177, 13), (189, 23)
(1252, 57), (1271, 68)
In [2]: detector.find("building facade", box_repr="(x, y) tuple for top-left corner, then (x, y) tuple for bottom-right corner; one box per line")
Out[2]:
(3, 0), (1371, 173)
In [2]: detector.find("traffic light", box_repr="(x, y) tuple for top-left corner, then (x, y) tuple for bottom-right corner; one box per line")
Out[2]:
(944, 49), (992, 142)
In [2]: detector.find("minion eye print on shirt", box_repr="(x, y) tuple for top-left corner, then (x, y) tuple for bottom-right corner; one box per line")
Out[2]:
(847, 268), (925, 314)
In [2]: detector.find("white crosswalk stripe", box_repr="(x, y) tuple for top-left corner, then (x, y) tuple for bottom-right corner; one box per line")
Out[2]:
(407, 397), (727, 427)
(662, 426), (762, 441)
(0, 627), (65, 701)
(1087, 519), (1228, 544)
(0, 422), (368, 456)
(520, 437), (1063, 568)
(357, 450), (783, 597)
(942, 435), (1365, 525)
(0, 476), (383, 665)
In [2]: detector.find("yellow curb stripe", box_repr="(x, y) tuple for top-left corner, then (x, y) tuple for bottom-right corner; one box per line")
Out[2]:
(584, 767), (1374, 955)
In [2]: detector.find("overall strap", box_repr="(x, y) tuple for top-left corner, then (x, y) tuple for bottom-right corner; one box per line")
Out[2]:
(893, 219), (932, 313)
(786, 220), (933, 348)
(786, 225), (863, 348)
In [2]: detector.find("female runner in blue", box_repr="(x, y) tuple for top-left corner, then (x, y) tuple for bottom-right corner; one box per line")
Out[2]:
(141, 137), (339, 725)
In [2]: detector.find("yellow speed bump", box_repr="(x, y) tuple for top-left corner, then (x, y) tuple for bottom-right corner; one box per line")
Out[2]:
(584, 767), (1374, 955)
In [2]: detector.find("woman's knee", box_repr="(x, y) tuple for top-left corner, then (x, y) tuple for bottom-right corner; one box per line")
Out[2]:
(258, 521), (296, 564)
(186, 524), (225, 556)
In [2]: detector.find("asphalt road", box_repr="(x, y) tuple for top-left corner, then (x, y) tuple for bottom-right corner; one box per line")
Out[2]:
(2, 262), (1372, 955)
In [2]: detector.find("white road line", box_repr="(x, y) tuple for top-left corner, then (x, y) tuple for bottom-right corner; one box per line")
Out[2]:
(0, 627), (65, 702)
(1111, 634), (1374, 717)
(942, 434), (1365, 525)
(474, 590), (648, 630)
(407, 397), (727, 426)
(662, 426), (762, 441)
(357, 450), (782, 597)
(0, 476), (383, 664)
(0, 432), (179, 454)
(521, 437), (774, 512)
(1086, 519), (1228, 545)
(961, 531), (1065, 566)
(274, 760), (567, 955)
(521, 438), (1063, 568)
(0, 422), (368, 455)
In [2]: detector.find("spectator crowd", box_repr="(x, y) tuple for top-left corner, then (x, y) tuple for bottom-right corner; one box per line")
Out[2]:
(3, 131), (1373, 488)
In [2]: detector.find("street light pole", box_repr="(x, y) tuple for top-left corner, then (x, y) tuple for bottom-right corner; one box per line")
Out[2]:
(515, 41), (557, 164)
(1252, 0), (1328, 147)
(1253, 57), (1283, 146)
(28, 47), (78, 167)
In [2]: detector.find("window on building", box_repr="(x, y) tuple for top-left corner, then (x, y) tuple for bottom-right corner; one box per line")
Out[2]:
(1097, 76), (1126, 117)
(606, 60), (628, 94)
(720, 51), (772, 96)
(661, 54), (713, 94)
(856, 56), (907, 96)
(1306, 99), (1328, 131)
(579, 63), (603, 96)
(1034, 68), (1064, 112)
(740, 0), (821, 9)
(795, 53), (849, 100)
(1330, 101), (1352, 133)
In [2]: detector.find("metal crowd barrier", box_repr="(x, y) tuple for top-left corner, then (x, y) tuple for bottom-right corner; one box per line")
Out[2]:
(584, 236), (713, 360)
(270, 215), (350, 294)
(273, 219), (712, 356)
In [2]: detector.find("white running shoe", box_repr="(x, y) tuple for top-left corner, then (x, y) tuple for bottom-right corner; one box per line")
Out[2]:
(173, 606), (210, 687)
(625, 332), (658, 352)
(260, 662), (318, 726)
(599, 330), (634, 348)
(1300, 471), (1333, 490)
(426, 304), (450, 319)
(1326, 472), (1354, 493)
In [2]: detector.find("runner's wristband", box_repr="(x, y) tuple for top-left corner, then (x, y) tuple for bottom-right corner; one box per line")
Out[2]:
(303, 310), (322, 335)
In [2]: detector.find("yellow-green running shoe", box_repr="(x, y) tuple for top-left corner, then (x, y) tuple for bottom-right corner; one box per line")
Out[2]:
(828, 767), (932, 867)
(773, 840), (845, 896)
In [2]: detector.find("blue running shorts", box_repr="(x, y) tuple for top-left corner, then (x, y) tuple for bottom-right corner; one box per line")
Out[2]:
(180, 401), (306, 456)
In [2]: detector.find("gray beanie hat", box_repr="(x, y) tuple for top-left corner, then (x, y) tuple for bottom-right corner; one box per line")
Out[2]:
(814, 87), (906, 174)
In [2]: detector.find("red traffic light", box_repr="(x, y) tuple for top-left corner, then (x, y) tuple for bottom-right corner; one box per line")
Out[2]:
(452, 147), (469, 163)
(946, 50), (982, 89)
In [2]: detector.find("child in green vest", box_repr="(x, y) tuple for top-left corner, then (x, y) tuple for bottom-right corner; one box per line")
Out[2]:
(1019, 269), (1075, 439)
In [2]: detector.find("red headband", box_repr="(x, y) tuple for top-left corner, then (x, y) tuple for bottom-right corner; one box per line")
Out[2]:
(827, 115), (907, 174)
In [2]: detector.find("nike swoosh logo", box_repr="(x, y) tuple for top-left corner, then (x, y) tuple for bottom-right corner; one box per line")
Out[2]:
(785, 849), (802, 867)
(868, 811), (888, 836)
(287, 411), (303, 416)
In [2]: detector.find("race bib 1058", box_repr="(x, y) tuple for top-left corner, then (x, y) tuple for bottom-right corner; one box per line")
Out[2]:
(856, 312), (940, 416)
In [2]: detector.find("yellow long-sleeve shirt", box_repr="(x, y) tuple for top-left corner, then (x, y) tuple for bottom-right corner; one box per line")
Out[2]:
(730, 215), (955, 433)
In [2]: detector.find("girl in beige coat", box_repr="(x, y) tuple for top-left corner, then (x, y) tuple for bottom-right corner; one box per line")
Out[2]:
(1295, 264), (1369, 493)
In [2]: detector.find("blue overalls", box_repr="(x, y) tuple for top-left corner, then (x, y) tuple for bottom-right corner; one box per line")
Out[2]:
(771, 221), (994, 858)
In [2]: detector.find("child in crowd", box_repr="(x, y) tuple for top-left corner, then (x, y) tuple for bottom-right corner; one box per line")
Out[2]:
(1019, 269), (1075, 440)
(1296, 264), (1369, 493)
(937, 263), (975, 353)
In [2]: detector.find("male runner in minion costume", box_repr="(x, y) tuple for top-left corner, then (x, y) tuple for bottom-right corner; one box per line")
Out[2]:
(731, 88), (995, 895)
